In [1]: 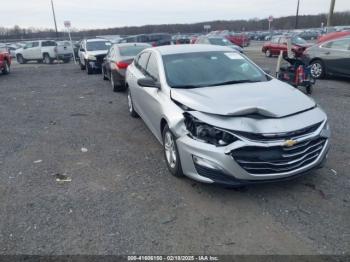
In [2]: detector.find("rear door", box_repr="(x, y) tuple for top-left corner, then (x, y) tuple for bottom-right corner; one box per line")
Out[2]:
(321, 38), (350, 76)
(30, 41), (41, 59)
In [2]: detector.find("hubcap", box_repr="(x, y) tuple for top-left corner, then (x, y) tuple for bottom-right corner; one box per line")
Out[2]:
(266, 50), (270, 57)
(127, 92), (133, 113)
(311, 63), (322, 78)
(164, 131), (177, 169)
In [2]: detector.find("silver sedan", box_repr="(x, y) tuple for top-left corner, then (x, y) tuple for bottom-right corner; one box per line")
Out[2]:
(126, 45), (330, 186)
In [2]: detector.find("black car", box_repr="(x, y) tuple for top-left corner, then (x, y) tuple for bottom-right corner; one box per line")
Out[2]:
(121, 33), (171, 46)
(304, 37), (350, 79)
(102, 43), (150, 92)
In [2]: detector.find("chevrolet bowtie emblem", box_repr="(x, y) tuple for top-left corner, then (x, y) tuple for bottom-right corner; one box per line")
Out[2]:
(284, 139), (297, 147)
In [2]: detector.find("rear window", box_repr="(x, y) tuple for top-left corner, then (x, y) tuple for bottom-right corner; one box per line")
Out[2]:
(119, 45), (149, 57)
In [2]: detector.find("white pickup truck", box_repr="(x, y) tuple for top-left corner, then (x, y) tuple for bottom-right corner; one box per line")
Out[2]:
(16, 40), (73, 64)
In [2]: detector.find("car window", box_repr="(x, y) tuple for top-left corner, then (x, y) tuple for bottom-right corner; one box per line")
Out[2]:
(32, 42), (39, 48)
(146, 53), (159, 81)
(136, 52), (150, 71)
(327, 39), (350, 50)
(279, 37), (287, 44)
(42, 41), (57, 47)
(86, 41), (111, 51)
(25, 42), (33, 48)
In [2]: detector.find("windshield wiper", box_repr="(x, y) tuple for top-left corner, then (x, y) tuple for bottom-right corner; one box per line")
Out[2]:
(207, 80), (261, 86)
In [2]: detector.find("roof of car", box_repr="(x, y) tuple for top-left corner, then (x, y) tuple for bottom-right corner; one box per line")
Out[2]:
(151, 44), (234, 55)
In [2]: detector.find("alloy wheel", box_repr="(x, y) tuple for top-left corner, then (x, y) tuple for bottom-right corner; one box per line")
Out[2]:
(164, 131), (177, 169)
(310, 62), (323, 78)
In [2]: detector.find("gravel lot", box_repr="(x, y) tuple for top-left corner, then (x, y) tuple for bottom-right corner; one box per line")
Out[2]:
(0, 46), (349, 255)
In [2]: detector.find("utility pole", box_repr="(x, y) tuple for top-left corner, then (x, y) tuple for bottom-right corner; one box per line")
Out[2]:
(327, 0), (336, 27)
(51, 0), (59, 39)
(295, 0), (300, 29)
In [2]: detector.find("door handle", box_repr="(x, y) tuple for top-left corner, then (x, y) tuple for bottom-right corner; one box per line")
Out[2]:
(324, 51), (330, 55)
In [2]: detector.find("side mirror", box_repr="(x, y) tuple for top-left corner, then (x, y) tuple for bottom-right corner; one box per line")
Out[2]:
(262, 68), (271, 75)
(137, 77), (160, 88)
(23, 46), (28, 49)
(79, 48), (85, 52)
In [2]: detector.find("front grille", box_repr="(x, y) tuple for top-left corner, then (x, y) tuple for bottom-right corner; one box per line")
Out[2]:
(234, 122), (322, 142)
(231, 137), (326, 175)
(95, 54), (105, 63)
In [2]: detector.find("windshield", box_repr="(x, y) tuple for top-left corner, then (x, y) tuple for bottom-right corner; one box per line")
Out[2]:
(163, 51), (268, 88)
(119, 45), (149, 57)
(209, 38), (232, 46)
(86, 41), (111, 51)
(292, 36), (307, 45)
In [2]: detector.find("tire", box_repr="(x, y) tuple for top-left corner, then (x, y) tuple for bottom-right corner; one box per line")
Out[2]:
(79, 60), (86, 70)
(310, 60), (325, 79)
(102, 66), (108, 80)
(111, 73), (124, 92)
(44, 54), (53, 64)
(2, 61), (10, 74)
(127, 88), (139, 118)
(162, 124), (184, 177)
(265, 49), (272, 57)
(306, 85), (313, 95)
(86, 61), (93, 75)
(17, 54), (26, 64)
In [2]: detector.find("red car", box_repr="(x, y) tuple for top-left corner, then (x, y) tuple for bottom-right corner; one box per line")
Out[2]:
(226, 33), (250, 47)
(0, 47), (11, 75)
(317, 30), (350, 44)
(262, 35), (312, 57)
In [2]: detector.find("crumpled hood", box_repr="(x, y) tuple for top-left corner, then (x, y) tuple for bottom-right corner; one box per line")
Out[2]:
(171, 79), (316, 118)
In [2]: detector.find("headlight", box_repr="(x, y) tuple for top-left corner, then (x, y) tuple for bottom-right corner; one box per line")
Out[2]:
(320, 121), (331, 138)
(87, 55), (96, 61)
(184, 113), (238, 146)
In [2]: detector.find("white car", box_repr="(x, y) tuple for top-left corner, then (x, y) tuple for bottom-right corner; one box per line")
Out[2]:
(78, 38), (111, 74)
(15, 40), (72, 64)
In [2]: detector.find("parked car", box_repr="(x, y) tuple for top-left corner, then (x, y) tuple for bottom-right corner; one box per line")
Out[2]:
(194, 36), (243, 53)
(317, 30), (350, 44)
(121, 33), (172, 46)
(125, 45), (330, 186)
(78, 38), (111, 74)
(262, 35), (313, 57)
(15, 40), (72, 64)
(226, 33), (250, 47)
(297, 30), (321, 40)
(304, 37), (350, 79)
(0, 47), (11, 75)
(102, 43), (150, 92)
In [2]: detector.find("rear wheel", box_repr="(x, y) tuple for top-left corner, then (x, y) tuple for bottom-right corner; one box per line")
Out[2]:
(162, 125), (184, 177)
(111, 73), (124, 92)
(44, 54), (53, 64)
(2, 61), (10, 74)
(310, 60), (325, 79)
(127, 88), (139, 118)
(306, 85), (313, 95)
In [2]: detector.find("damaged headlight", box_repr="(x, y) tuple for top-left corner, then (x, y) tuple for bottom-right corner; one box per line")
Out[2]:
(184, 113), (238, 146)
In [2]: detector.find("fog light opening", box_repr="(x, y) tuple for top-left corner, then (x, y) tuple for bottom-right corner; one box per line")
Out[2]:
(192, 155), (222, 170)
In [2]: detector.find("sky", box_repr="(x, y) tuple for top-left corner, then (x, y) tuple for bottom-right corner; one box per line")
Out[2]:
(0, 0), (349, 30)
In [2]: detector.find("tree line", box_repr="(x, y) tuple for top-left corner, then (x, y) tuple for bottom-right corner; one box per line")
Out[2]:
(1, 11), (349, 41)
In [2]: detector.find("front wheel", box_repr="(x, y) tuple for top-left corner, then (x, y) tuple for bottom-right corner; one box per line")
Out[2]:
(162, 125), (184, 177)
(86, 61), (93, 75)
(44, 54), (53, 64)
(2, 61), (10, 74)
(265, 49), (272, 57)
(17, 54), (26, 64)
(310, 60), (325, 79)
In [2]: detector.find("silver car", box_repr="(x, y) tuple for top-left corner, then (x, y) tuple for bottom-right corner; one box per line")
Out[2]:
(126, 45), (330, 186)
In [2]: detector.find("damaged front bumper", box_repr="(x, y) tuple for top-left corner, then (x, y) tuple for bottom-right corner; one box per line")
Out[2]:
(176, 120), (330, 186)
